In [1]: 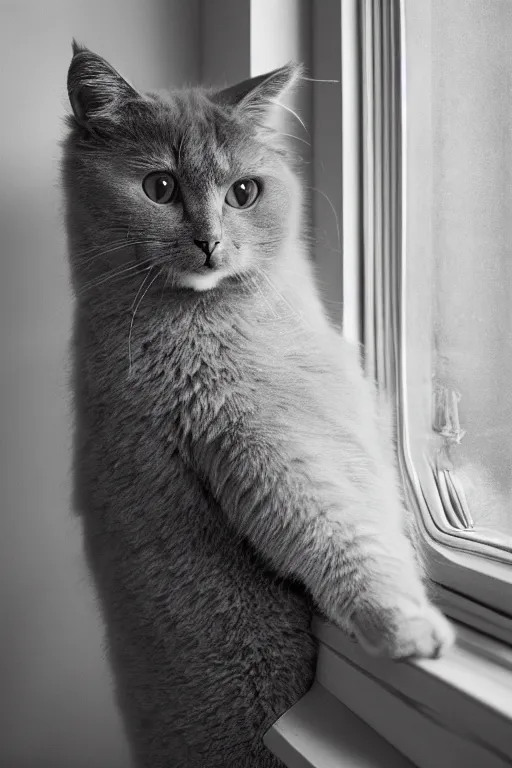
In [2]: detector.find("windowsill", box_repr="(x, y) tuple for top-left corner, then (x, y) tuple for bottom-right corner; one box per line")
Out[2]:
(264, 614), (512, 768)
(264, 681), (414, 768)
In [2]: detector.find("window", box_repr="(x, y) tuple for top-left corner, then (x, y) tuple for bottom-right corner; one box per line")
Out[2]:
(430, 0), (512, 548)
(344, 0), (512, 639)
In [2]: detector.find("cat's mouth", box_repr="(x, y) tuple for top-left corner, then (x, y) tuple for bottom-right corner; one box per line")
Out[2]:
(183, 248), (226, 279)
(199, 249), (224, 272)
(134, 242), (229, 290)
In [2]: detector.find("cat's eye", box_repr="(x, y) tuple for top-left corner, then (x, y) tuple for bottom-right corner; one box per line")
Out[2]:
(225, 179), (260, 209)
(142, 172), (177, 204)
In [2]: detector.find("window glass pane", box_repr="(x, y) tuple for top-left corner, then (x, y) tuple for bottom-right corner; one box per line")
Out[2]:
(432, 0), (512, 537)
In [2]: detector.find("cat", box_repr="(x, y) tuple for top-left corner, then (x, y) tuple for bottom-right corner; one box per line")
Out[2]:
(62, 42), (454, 768)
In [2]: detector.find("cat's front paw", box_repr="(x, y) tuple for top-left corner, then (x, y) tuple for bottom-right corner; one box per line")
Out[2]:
(351, 599), (455, 660)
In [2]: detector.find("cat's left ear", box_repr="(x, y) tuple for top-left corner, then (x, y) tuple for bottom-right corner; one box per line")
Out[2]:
(67, 40), (141, 131)
(213, 62), (303, 128)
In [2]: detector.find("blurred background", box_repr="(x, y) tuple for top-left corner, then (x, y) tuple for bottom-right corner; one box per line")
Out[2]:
(0, 2), (341, 766)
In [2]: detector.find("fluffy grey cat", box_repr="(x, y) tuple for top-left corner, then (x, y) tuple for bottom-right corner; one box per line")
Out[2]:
(62, 43), (454, 768)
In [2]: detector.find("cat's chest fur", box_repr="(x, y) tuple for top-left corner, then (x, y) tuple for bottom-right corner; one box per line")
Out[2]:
(76, 292), (288, 511)
(74, 286), (370, 524)
(82, 292), (304, 439)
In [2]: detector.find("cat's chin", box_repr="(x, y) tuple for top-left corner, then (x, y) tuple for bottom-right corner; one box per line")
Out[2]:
(178, 271), (227, 292)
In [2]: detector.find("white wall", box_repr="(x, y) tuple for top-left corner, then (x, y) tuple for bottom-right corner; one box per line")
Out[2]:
(0, 3), (199, 766)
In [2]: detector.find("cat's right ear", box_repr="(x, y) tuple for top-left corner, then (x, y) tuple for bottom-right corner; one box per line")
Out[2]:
(67, 40), (140, 132)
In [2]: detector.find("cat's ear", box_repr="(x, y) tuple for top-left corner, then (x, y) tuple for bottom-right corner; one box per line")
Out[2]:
(67, 40), (141, 131)
(213, 62), (303, 129)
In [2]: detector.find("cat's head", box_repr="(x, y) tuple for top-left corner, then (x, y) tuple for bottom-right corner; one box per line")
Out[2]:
(63, 42), (304, 294)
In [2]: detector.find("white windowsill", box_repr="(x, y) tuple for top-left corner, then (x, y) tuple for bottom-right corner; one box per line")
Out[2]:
(264, 681), (414, 768)
(265, 615), (512, 768)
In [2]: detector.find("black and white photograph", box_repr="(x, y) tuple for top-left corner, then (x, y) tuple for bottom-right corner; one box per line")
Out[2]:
(1, 1), (511, 766)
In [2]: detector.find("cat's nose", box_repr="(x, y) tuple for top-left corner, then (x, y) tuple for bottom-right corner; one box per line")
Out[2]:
(193, 239), (220, 258)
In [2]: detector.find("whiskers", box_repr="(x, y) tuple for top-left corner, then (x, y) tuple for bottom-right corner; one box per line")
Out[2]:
(75, 238), (171, 271)
(253, 266), (312, 330)
(272, 100), (309, 135)
(306, 186), (341, 256)
(239, 272), (281, 320)
(76, 258), (154, 297)
(299, 76), (339, 84)
(73, 237), (173, 299)
(275, 131), (311, 148)
(128, 266), (162, 373)
(73, 237), (141, 261)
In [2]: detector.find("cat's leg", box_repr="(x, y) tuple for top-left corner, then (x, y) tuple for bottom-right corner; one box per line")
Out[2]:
(186, 420), (454, 661)
(328, 524), (454, 660)
(326, 402), (453, 658)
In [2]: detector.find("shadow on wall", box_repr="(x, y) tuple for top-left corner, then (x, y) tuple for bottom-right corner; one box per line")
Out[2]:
(0, 2), (200, 766)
